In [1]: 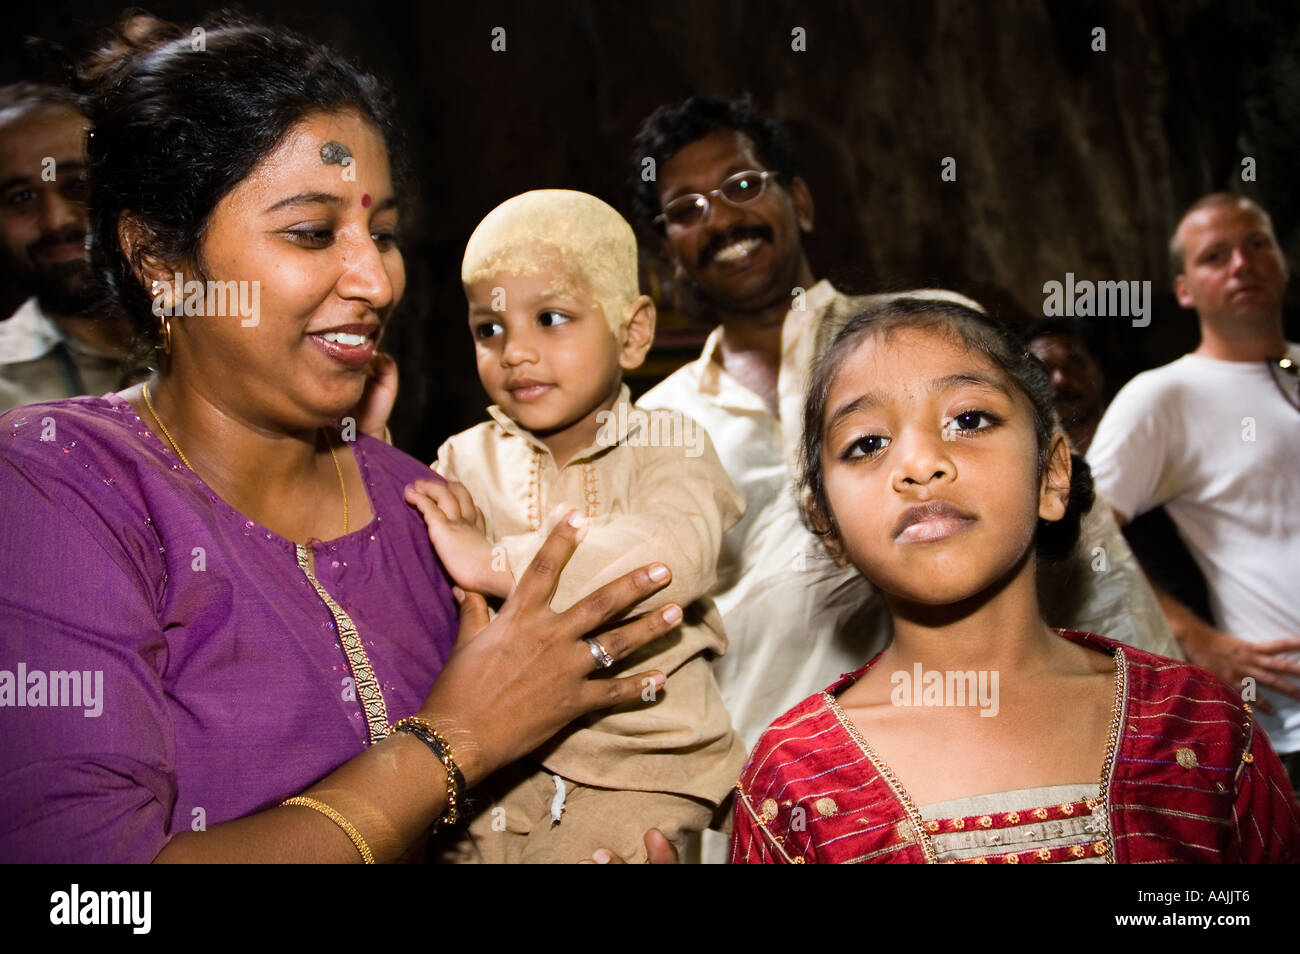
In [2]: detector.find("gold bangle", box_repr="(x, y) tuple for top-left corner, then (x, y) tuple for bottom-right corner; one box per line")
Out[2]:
(390, 716), (464, 827)
(280, 796), (375, 864)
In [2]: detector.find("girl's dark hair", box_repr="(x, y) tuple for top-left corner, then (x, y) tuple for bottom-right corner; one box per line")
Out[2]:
(80, 12), (406, 365)
(799, 297), (1094, 566)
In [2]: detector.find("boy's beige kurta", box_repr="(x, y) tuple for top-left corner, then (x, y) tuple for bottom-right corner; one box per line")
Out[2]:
(434, 384), (748, 804)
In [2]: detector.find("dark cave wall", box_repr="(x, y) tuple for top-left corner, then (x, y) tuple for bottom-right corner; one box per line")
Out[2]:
(8, 0), (1297, 458)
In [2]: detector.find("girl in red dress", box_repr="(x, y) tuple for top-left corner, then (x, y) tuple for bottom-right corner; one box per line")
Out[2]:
(732, 298), (1300, 863)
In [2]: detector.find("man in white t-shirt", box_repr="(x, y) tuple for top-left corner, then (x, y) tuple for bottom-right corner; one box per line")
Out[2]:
(1088, 194), (1300, 771)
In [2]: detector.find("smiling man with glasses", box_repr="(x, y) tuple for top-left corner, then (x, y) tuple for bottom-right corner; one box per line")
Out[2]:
(654, 168), (781, 227)
(629, 94), (1182, 863)
(632, 99), (815, 415)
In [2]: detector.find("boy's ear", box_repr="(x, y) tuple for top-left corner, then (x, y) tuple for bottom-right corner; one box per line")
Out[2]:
(1038, 432), (1072, 523)
(618, 294), (656, 371)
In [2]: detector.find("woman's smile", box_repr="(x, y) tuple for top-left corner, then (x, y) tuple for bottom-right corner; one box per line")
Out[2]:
(305, 321), (380, 369)
(183, 109), (404, 425)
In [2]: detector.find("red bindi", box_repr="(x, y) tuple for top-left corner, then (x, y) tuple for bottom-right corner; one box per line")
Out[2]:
(361, 193), (372, 208)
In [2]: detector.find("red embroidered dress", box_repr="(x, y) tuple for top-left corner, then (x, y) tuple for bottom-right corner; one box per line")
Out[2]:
(732, 630), (1300, 863)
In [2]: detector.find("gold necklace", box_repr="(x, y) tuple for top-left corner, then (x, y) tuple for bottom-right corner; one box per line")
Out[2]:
(141, 381), (348, 534)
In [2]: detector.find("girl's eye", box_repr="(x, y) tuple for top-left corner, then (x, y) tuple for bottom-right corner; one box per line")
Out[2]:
(372, 231), (399, 251)
(945, 410), (998, 434)
(842, 434), (890, 459)
(538, 309), (572, 328)
(473, 321), (504, 340)
(286, 227), (334, 248)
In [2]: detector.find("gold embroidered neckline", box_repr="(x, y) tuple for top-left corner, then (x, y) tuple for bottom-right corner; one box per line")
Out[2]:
(823, 644), (1128, 864)
(526, 448), (600, 531)
(295, 544), (389, 744)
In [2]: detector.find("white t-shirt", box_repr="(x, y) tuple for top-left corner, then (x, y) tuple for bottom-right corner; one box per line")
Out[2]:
(1088, 346), (1300, 752)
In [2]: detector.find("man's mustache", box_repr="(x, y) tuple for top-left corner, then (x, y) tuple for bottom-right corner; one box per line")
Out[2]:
(699, 225), (773, 268)
(28, 227), (87, 260)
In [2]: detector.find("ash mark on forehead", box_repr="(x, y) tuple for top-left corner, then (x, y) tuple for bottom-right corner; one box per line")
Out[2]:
(320, 141), (353, 166)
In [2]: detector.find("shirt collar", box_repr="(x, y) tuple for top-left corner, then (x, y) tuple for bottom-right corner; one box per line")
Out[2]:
(0, 297), (64, 364)
(486, 382), (635, 464)
(687, 277), (839, 399)
(787, 278), (839, 339)
(696, 325), (727, 397)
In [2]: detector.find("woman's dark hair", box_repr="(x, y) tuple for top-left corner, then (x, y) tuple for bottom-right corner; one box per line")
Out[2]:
(81, 12), (406, 364)
(628, 93), (800, 234)
(799, 297), (1094, 566)
(0, 81), (85, 117)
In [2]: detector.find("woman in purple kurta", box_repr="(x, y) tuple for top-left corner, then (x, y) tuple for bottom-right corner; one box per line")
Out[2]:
(0, 17), (679, 864)
(0, 396), (457, 861)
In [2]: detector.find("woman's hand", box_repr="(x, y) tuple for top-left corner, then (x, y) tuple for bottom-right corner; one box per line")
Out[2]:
(157, 509), (679, 863)
(405, 478), (513, 598)
(417, 509), (679, 788)
(349, 352), (399, 440)
(583, 829), (681, 864)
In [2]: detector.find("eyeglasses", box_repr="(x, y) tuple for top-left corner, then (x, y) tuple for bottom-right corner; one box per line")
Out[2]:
(654, 169), (779, 228)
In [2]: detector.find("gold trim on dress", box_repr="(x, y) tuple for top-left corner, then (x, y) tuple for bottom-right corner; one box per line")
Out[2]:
(1095, 647), (1128, 863)
(823, 643), (1127, 865)
(823, 693), (939, 863)
(1233, 708), (1257, 786)
(735, 782), (803, 863)
(295, 544), (390, 744)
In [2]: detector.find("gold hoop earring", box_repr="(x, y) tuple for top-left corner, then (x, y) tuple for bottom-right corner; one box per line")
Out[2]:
(159, 315), (172, 355)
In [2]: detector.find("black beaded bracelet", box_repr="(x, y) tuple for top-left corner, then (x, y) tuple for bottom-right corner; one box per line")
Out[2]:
(391, 717), (465, 827)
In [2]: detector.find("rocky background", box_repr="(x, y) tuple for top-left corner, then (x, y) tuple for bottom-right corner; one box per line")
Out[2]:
(8, 0), (1298, 460)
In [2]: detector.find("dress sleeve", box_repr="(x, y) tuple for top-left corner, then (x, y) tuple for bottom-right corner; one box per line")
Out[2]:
(497, 427), (746, 615)
(731, 784), (781, 863)
(0, 452), (174, 863)
(1228, 719), (1300, 863)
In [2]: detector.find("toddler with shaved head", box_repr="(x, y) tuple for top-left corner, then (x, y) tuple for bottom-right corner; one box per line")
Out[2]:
(406, 190), (746, 863)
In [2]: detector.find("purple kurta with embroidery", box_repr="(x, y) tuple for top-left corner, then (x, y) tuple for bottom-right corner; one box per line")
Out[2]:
(0, 393), (458, 862)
